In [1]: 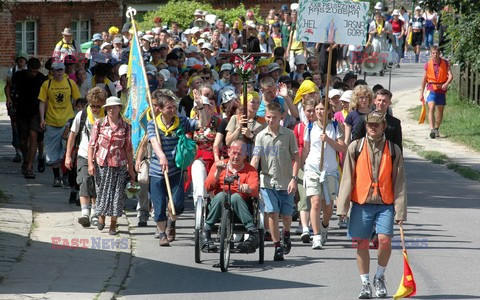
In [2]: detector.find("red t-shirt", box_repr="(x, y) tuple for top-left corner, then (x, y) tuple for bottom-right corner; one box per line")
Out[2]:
(293, 122), (306, 157)
(390, 19), (404, 34)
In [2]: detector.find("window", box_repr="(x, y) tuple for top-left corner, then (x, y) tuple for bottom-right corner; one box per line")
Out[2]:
(15, 21), (37, 55)
(71, 20), (91, 45)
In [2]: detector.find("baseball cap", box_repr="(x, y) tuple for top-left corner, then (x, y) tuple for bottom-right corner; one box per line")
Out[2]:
(51, 62), (65, 70)
(366, 110), (386, 123)
(329, 89), (343, 98)
(339, 90), (353, 102)
(92, 33), (102, 41)
(268, 63), (281, 73)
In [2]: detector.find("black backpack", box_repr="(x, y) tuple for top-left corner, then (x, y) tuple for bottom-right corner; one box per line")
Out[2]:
(74, 108), (89, 147)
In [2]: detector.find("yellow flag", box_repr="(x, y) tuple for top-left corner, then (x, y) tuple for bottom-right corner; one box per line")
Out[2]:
(393, 250), (417, 299)
(418, 101), (426, 124)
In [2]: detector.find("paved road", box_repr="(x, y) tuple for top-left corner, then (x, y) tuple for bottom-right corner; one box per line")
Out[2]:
(115, 62), (480, 299)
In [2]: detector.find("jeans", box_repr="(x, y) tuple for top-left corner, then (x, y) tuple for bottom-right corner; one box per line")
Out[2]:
(425, 29), (435, 49)
(150, 172), (185, 222)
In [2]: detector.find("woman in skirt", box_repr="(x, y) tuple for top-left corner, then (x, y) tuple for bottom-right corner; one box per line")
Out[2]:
(88, 96), (135, 235)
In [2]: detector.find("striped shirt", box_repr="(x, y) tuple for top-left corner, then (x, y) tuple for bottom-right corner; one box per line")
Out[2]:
(148, 116), (197, 178)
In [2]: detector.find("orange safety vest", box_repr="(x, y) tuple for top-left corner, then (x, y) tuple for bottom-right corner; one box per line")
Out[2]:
(351, 140), (394, 205)
(426, 59), (448, 91)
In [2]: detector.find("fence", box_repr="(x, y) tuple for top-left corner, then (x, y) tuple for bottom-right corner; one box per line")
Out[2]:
(452, 64), (480, 105)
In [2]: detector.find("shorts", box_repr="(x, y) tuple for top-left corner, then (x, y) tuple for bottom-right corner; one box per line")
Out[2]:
(426, 91), (446, 105)
(411, 31), (423, 47)
(304, 171), (338, 205)
(16, 114), (42, 140)
(348, 203), (394, 240)
(76, 156), (96, 198)
(261, 188), (294, 216)
(44, 125), (66, 165)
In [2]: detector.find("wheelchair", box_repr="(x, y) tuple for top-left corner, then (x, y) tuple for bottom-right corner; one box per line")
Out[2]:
(194, 174), (264, 272)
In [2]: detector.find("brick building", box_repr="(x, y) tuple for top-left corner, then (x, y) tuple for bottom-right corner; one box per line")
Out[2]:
(0, 0), (123, 76)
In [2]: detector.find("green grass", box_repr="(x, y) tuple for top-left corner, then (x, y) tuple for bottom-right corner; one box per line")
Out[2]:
(403, 138), (480, 182)
(408, 89), (480, 152)
(0, 189), (9, 203)
(0, 80), (5, 102)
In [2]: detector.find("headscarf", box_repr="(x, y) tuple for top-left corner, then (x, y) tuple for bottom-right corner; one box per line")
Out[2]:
(293, 80), (319, 105)
(108, 26), (119, 35)
(241, 91), (259, 105)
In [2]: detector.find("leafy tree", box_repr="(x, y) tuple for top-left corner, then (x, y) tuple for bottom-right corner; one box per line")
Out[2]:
(138, 0), (260, 31)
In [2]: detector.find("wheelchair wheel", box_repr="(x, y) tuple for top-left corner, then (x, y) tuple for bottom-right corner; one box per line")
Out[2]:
(219, 208), (232, 272)
(194, 197), (204, 263)
(258, 228), (264, 264)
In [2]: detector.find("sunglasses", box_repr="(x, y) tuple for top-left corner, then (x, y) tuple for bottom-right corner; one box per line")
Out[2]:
(201, 77), (211, 80)
(90, 105), (102, 109)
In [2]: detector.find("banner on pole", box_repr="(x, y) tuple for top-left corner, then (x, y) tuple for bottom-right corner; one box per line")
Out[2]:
(124, 28), (149, 156)
(296, 0), (370, 45)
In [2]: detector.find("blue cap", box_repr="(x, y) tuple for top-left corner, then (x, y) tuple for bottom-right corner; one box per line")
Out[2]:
(92, 33), (102, 41)
(281, 4), (288, 11)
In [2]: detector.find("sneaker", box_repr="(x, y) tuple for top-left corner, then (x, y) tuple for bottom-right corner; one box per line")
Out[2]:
(69, 192), (76, 203)
(237, 230), (258, 253)
(373, 275), (387, 298)
(434, 128), (440, 138)
(396, 63), (401, 68)
(264, 231), (272, 241)
(359, 282), (373, 299)
(273, 246), (284, 261)
(301, 230), (311, 243)
(312, 235), (323, 250)
(52, 177), (62, 187)
(78, 216), (91, 227)
(138, 217), (148, 227)
(90, 215), (99, 227)
(379, 70), (384, 76)
(62, 175), (69, 189)
(282, 232), (291, 255)
(320, 226), (328, 246)
(430, 129), (436, 139)
(154, 228), (160, 239)
(166, 222), (176, 242)
(159, 233), (170, 247)
(339, 217), (349, 229)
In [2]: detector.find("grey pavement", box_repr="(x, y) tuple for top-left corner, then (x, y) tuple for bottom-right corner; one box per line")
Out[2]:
(1, 59), (480, 299)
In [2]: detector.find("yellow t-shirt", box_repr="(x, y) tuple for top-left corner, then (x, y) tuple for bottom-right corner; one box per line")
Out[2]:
(38, 78), (80, 127)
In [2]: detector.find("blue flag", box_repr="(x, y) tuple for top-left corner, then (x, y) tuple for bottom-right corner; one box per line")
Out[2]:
(124, 30), (149, 155)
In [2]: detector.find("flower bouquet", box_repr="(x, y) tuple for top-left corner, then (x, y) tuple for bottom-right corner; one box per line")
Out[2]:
(234, 55), (255, 82)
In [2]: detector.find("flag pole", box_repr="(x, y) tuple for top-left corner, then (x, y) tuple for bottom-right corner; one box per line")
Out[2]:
(319, 44), (334, 173)
(399, 223), (406, 252)
(126, 7), (176, 215)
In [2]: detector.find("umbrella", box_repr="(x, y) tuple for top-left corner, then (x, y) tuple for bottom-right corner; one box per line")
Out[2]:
(393, 224), (417, 299)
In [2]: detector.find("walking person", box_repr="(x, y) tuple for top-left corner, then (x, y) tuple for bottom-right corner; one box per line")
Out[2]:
(302, 99), (346, 249)
(422, 8), (437, 54)
(337, 110), (407, 299)
(88, 96), (135, 235)
(389, 10), (405, 67)
(408, 7), (425, 63)
(251, 102), (300, 261)
(420, 46), (453, 139)
(38, 62), (81, 187)
(66, 87), (107, 227)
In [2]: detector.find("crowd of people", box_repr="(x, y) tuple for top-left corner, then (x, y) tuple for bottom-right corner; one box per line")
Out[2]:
(3, 2), (453, 299)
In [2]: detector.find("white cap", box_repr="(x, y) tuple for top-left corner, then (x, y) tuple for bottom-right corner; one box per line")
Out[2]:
(191, 27), (200, 34)
(197, 38), (206, 45)
(100, 42), (112, 50)
(184, 28), (192, 35)
(118, 64), (128, 77)
(392, 9), (400, 16)
(374, 1), (382, 10)
(339, 90), (353, 102)
(201, 42), (214, 52)
(329, 89), (343, 98)
(415, 6), (422, 11)
(159, 69), (170, 81)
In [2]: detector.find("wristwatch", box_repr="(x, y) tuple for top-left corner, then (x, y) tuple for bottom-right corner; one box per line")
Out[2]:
(292, 176), (299, 181)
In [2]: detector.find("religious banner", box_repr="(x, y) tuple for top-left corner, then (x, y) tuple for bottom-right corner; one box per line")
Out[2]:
(296, 0), (370, 45)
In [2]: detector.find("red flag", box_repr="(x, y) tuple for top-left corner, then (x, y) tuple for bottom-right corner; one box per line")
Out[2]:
(393, 249), (417, 299)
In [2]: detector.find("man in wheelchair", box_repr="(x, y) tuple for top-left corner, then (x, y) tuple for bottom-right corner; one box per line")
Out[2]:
(203, 140), (260, 253)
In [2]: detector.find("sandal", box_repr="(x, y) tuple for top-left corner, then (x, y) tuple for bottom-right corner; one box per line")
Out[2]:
(24, 170), (35, 179)
(21, 164), (27, 176)
(38, 158), (46, 173)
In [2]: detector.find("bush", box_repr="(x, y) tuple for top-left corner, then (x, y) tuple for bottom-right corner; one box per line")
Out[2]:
(138, 0), (260, 32)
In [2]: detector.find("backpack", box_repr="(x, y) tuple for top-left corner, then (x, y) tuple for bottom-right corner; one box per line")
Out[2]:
(175, 127), (197, 170)
(74, 108), (89, 147)
(354, 137), (396, 163)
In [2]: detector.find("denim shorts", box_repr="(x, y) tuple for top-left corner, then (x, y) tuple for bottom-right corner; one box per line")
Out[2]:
(261, 188), (294, 216)
(348, 203), (394, 240)
(426, 91), (446, 106)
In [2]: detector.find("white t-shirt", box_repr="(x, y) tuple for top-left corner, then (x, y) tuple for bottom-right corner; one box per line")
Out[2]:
(304, 121), (343, 173)
(70, 109), (100, 158)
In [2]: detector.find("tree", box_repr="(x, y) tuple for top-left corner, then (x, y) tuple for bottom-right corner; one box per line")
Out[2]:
(138, 0), (260, 32)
